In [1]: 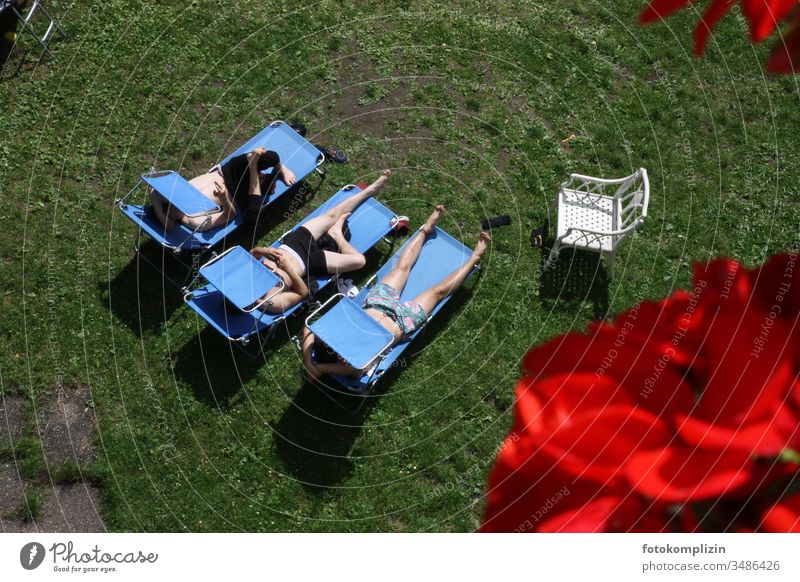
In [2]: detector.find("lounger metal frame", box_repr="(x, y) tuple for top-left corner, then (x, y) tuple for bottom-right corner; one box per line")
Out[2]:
(182, 185), (399, 360)
(115, 121), (326, 289)
(300, 227), (479, 409)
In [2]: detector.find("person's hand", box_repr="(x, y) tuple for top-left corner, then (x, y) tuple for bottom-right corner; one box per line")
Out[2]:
(271, 248), (296, 272)
(247, 147), (267, 164)
(262, 249), (281, 267)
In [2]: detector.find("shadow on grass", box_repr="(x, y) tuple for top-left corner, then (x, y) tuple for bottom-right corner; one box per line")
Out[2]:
(0, 39), (45, 82)
(101, 244), (186, 337)
(539, 246), (610, 319)
(273, 285), (471, 491)
(273, 381), (370, 491)
(170, 327), (268, 408)
(103, 178), (322, 336)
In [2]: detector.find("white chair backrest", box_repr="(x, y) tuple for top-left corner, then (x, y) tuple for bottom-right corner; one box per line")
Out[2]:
(614, 168), (649, 231)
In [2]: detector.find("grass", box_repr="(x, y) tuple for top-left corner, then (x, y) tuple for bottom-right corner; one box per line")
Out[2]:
(1, 0), (799, 532)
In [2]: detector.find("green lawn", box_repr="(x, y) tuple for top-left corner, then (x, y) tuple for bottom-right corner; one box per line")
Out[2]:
(1, 0), (799, 531)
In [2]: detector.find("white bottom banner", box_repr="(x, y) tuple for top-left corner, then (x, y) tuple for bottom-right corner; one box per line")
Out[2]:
(0, 533), (796, 581)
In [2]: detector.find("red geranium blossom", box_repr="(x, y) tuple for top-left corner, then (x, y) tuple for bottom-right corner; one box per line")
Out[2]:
(482, 252), (800, 532)
(639, 0), (800, 72)
(760, 492), (800, 531)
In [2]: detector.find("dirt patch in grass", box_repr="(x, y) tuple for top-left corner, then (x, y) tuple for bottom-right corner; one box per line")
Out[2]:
(4, 484), (105, 533)
(1, 395), (27, 445)
(36, 383), (98, 467)
(0, 461), (26, 518)
(2, 384), (105, 532)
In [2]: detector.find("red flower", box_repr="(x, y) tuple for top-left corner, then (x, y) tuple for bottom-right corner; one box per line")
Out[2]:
(768, 17), (800, 72)
(482, 252), (800, 532)
(640, 1), (800, 72)
(760, 493), (800, 532)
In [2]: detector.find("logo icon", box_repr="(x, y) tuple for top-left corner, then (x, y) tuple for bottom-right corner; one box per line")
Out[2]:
(20, 542), (46, 570)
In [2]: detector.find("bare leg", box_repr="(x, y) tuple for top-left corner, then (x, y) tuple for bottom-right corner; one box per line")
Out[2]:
(323, 212), (366, 274)
(303, 169), (392, 239)
(412, 231), (491, 314)
(380, 205), (445, 293)
(149, 188), (179, 230)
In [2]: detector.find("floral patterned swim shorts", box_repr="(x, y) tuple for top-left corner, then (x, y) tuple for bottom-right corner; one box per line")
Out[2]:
(364, 283), (428, 337)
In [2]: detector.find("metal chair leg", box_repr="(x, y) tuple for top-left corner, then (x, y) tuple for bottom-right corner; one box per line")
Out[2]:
(11, 0), (65, 56)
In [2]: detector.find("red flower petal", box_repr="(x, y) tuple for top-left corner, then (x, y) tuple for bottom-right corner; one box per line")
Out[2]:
(742, 0), (798, 42)
(524, 325), (695, 417)
(694, 307), (796, 423)
(541, 405), (671, 483)
(627, 446), (754, 502)
(676, 413), (790, 455)
(760, 493), (800, 532)
(768, 18), (800, 72)
(693, 258), (750, 304)
(537, 496), (668, 532)
(694, 0), (736, 56)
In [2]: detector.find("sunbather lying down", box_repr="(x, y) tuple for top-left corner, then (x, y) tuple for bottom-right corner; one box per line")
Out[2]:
(249, 169), (393, 313)
(149, 147), (297, 231)
(302, 206), (491, 379)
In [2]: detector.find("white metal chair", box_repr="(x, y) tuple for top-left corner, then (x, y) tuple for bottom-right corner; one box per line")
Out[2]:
(544, 168), (649, 277)
(0, 0), (65, 56)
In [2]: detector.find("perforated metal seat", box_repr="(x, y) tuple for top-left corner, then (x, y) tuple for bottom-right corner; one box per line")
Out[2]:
(546, 169), (649, 277)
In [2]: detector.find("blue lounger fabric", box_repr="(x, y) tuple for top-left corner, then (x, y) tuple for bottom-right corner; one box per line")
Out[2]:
(325, 227), (475, 393)
(142, 171), (220, 217)
(308, 297), (396, 370)
(198, 246), (282, 312)
(219, 121), (323, 206)
(119, 121), (322, 251)
(185, 184), (396, 341)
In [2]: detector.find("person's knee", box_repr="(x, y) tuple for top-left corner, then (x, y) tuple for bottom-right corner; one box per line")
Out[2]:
(352, 253), (366, 269)
(433, 283), (451, 300)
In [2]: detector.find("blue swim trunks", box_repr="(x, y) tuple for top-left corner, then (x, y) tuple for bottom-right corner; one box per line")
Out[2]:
(364, 283), (428, 337)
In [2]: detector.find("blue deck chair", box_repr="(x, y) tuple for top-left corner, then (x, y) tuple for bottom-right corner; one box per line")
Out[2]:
(304, 227), (477, 396)
(115, 121), (325, 286)
(183, 184), (398, 356)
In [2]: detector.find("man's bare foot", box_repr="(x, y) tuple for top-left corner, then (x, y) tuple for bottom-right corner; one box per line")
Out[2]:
(473, 231), (491, 259)
(281, 165), (297, 185)
(328, 212), (351, 242)
(421, 204), (446, 234)
(368, 168), (392, 193)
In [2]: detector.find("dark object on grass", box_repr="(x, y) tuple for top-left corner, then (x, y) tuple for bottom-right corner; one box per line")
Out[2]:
(530, 220), (549, 249)
(290, 122), (307, 137)
(314, 144), (348, 164)
(482, 214), (511, 230)
(313, 338), (340, 364)
(390, 215), (410, 236)
(1, 1), (17, 54)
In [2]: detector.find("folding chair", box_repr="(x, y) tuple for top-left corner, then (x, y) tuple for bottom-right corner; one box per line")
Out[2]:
(304, 227), (477, 400)
(0, 0), (65, 55)
(183, 183), (398, 357)
(115, 121), (325, 287)
(544, 168), (649, 277)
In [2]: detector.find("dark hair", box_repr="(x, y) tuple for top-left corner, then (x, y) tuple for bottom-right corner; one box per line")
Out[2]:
(313, 338), (339, 364)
